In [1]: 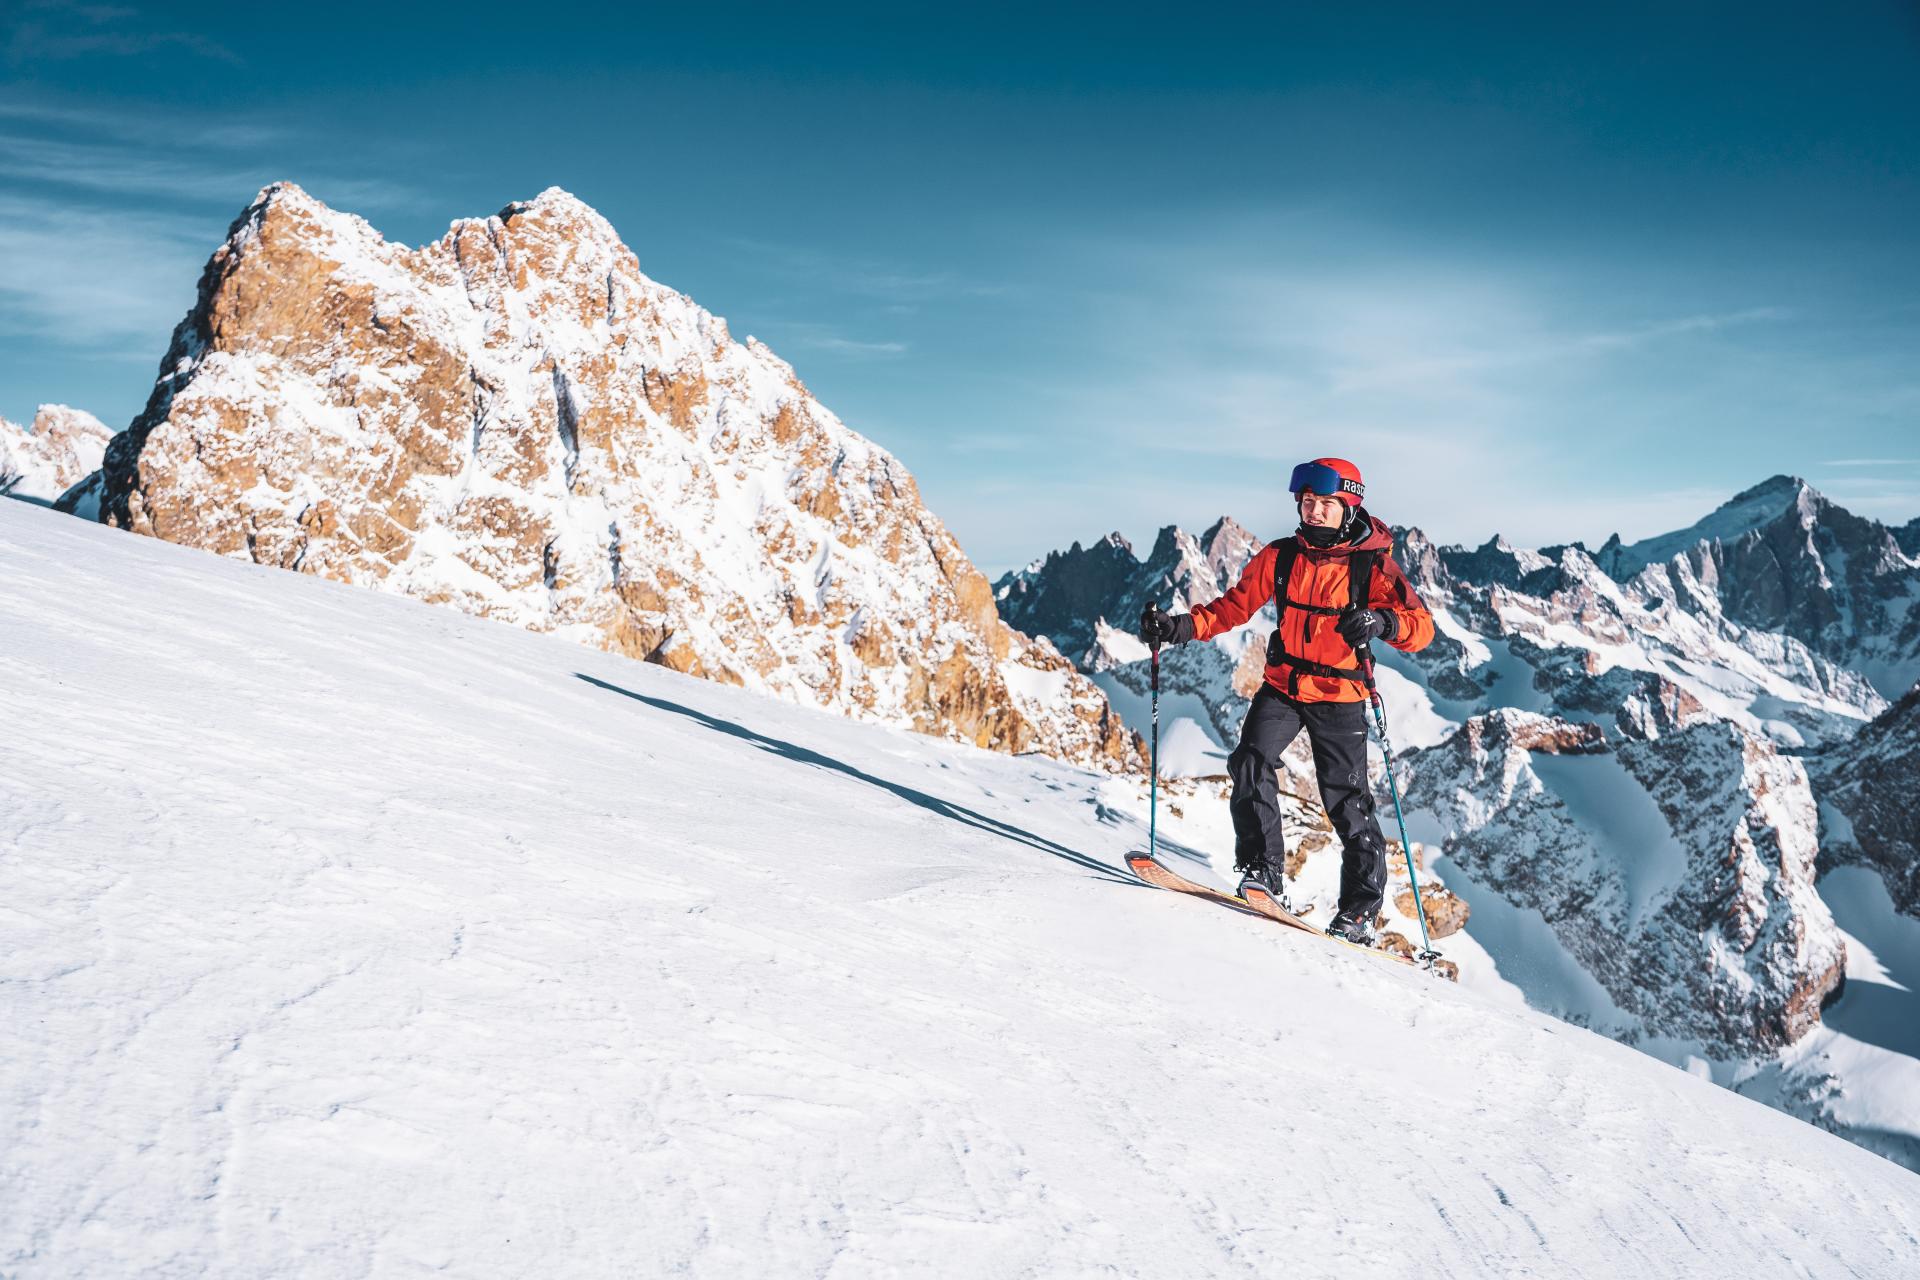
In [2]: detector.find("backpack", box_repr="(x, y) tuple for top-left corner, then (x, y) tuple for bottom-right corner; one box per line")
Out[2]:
(1264, 540), (1378, 696)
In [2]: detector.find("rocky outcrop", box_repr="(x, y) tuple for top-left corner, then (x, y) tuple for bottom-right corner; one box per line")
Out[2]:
(67, 183), (1138, 772)
(0, 406), (111, 504)
(995, 517), (1280, 779)
(1396, 883), (1470, 939)
(1813, 683), (1920, 918)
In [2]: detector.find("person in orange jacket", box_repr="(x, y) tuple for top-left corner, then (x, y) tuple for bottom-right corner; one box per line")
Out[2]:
(1139, 457), (1434, 944)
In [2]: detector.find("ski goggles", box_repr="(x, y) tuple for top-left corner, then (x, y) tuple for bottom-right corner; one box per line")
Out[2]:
(1288, 462), (1364, 501)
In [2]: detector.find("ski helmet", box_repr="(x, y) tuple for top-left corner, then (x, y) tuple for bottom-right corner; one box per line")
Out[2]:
(1289, 457), (1365, 507)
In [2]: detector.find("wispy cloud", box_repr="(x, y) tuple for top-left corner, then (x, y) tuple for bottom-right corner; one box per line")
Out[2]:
(783, 326), (909, 357)
(1327, 306), (1791, 395)
(962, 216), (1881, 554)
(0, 98), (422, 213)
(0, 129), (268, 200)
(1822, 458), (1918, 467)
(718, 235), (1007, 304)
(0, 98), (431, 356)
(0, 96), (283, 149)
(0, 192), (207, 351)
(0, 89), (423, 355)
(4, 1), (240, 67)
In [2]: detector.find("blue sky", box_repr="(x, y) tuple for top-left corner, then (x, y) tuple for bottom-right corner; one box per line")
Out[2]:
(3, 1), (1918, 571)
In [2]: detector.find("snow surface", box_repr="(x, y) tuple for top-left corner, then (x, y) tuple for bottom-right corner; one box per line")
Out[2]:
(5, 500), (1919, 1277)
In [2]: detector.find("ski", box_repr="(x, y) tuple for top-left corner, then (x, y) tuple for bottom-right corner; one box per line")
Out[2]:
(1125, 851), (1455, 981)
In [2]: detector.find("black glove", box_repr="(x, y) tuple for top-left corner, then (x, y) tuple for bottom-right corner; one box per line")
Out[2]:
(1139, 602), (1196, 647)
(1336, 606), (1395, 648)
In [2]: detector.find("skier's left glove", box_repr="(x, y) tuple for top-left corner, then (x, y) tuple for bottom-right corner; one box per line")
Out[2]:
(1336, 606), (1396, 647)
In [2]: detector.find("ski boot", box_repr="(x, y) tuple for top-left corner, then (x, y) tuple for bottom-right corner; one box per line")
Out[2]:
(1235, 860), (1295, 914)
(1325, 909), (1379, 947)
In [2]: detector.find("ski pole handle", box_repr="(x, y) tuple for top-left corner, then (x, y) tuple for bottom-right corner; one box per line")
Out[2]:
(1356, 643), (1381, 704)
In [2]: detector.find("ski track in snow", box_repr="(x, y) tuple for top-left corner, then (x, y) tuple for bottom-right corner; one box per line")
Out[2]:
(3, 500), (1919, 1278)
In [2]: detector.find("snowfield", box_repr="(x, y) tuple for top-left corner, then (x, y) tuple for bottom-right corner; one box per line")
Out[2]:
(4, 500), (1918, 1278)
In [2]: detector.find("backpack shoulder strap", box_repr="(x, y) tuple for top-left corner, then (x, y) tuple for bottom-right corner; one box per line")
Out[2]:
(1349, 548), (1377, 613)
(1271, 539), (1300, 608)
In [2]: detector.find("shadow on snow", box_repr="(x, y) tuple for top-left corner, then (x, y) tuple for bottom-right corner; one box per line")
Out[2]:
(575, 672), (1140, 889)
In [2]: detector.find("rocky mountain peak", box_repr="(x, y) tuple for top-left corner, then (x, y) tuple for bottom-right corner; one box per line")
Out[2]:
(63, 184), (1139, 773)
(1593, 474), (1920, 697)
(0, 405), (112, 504)
(1441, 534), (1560, 593)
(500, 185), (612, 230)
(1391, 526), (1450, 595)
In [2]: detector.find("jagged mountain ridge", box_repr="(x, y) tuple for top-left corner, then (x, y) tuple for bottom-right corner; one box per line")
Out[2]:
(995, 517), (1265, 670)
(0, 406), (110, 504)
(57, 183), (1137, 773)
(1597, 475), (1920, 699)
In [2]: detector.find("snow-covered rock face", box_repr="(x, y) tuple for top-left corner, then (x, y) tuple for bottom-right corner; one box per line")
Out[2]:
(0, 406), (111, 504)
(1402, 709), (1845, 1057)
(1598, 476), (1920, 700)
(1815, 684), (1920, 917)
(68, 183), (1137, 772)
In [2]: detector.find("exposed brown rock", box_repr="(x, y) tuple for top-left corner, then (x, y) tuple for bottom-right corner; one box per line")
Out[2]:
(1395, 884), (1470, 939)
(86, 183), (1140, 775)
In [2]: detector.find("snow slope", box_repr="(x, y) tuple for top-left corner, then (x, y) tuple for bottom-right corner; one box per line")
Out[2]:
(5, 500), (1918, 1278)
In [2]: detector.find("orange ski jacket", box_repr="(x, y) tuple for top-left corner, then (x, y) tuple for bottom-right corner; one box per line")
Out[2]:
(1189, 515), (1435, 703)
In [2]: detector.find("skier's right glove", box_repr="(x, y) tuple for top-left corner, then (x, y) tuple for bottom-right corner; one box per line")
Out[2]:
(1139, 602), (1196, 647)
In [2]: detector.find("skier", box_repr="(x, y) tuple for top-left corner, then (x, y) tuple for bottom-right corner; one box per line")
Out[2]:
(1138, 457), (1434, 945)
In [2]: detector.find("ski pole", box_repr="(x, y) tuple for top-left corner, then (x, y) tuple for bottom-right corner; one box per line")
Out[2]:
(1358, 648), (1438, 963)
(1148, 639), (1161, 859)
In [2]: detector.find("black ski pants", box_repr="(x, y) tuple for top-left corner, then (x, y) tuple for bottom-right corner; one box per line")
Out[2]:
(1227, 685), (1387, 920)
